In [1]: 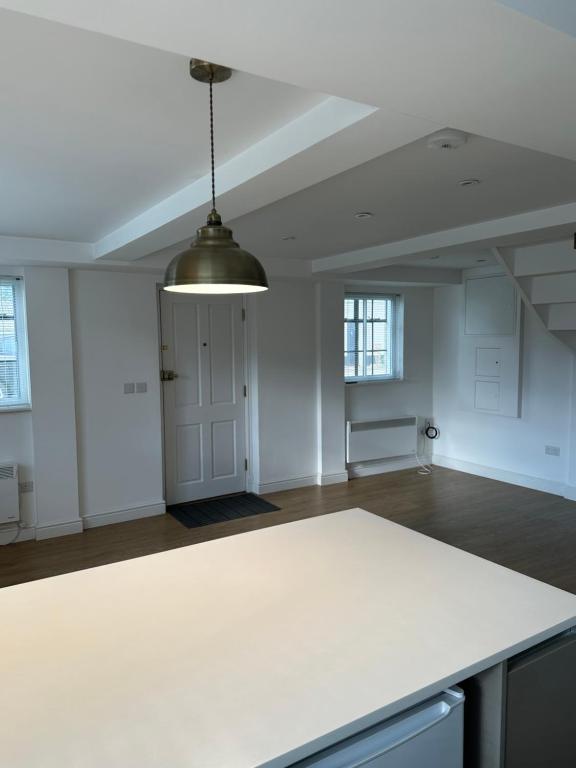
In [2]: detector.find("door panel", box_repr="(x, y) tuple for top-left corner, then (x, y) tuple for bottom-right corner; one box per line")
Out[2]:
(208, 303), (236, 404)
(176, 423), (203, 484)
(161, 292), (246, 504)
(173, 303), (201, 408)
(211, 420), (237, 478)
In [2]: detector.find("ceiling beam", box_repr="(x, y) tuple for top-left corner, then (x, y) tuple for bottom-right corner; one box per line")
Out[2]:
(94, 101), (439, 261)
(95, 97), (375, 260)
(345, 266), (462, 286)
(0, 236), (94, 266)
(311, 202), (576, 274)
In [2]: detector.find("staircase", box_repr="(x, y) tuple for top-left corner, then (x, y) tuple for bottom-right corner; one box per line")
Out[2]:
(494, 243), (576, 352)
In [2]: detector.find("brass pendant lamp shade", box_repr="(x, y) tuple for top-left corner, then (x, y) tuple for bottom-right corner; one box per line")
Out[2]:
(164, 61), (268, 294)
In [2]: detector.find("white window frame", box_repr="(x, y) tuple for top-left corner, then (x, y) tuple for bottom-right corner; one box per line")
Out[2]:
(344, 293), (404, 383)
(0, 276), (31, 411)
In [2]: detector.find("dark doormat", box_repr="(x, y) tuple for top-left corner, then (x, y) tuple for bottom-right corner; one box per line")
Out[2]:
(167, 493), (280, 529)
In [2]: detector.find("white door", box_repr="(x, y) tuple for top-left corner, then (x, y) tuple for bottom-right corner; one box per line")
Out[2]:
(160, 291), (246, 504)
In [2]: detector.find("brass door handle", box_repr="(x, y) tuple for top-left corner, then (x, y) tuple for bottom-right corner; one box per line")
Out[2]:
(160, 370), (178, 381)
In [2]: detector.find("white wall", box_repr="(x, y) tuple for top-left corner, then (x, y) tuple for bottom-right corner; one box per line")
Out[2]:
(316, 281), (347, 484)
(253, 282), (435, 489)
(0, 267), (83, 539)
(345, 288), (434, 425)
(433, 283), (573, 494)
(25, 267), (82, 538)
(0, 266), (166, 541)
(252, 278), (319, 491)
(70, 270), (165, 525)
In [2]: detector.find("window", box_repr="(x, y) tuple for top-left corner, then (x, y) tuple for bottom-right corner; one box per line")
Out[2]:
(344, 294), (403, 382)
(0, 278), (30, 409)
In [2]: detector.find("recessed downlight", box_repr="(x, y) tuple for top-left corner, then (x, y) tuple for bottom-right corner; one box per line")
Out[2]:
(459, 178), (481, 187)
(354, 211), (374, 220)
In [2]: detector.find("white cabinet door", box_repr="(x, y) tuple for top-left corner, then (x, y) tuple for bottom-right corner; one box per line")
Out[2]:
(160, 292), (246, 504)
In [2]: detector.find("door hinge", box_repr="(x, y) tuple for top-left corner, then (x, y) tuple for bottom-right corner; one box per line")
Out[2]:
(241, 307), (246, 322)
(244, 458), (248, 471)
(243, 384), (247, 398)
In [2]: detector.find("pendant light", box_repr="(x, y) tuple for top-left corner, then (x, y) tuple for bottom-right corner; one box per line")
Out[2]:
(164, 60), (269, 294)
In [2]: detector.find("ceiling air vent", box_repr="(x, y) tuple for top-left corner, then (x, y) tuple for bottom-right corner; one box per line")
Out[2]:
(427, 129), (468, 151)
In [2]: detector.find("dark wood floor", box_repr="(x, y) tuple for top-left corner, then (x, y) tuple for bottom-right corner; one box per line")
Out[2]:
(1, 466), (576, 592)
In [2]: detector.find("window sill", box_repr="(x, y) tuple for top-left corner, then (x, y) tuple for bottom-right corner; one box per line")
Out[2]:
(0, 405), (32, 414)
(345, 377), (404, 386)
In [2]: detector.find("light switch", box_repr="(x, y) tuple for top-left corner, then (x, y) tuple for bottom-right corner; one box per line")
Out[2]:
(136, 382), (147, 394)
(124, 383), (135, 394)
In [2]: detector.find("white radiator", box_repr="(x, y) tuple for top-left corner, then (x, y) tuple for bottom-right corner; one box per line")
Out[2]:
(346, 417), (417, 464)
(0, 464), (19, 525)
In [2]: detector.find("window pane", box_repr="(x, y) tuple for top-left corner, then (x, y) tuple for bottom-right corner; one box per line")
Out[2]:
(344, 321), (356, 352)
(372, 299), (388, 321)
(372, 351), (388, 376)
(344, 298), (355, 320)
(372, 321), (385, 351)
(344, 351), (356, 378)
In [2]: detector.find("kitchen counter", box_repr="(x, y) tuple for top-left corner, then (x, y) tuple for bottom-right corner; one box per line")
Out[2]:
(2, 508), (576, 767)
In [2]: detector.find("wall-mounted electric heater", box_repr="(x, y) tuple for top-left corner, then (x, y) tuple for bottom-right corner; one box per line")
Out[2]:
(0, 464), (19, 525)
(346, 417), (417, 464)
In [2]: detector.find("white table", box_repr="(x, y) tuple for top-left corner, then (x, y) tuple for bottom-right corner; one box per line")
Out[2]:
(2, 508), (576, 767)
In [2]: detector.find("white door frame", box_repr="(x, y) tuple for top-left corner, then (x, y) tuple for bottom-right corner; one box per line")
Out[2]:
(156, 285), (257, 502)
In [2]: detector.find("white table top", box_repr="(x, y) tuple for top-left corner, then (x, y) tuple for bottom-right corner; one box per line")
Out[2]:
(2, 509), (576, 768)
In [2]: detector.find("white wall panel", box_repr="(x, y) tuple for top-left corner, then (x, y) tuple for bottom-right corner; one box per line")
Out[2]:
(70, 270), (164, 520)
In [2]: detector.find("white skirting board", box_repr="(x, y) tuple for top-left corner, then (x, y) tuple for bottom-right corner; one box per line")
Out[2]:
(317, 472), (349, 486)
(25, 503), (166, 541)
(257, 475), (318, 495)
(82, 501), (166, 529)
(36, 519), (84, 540)
(432, 454), (567, 498)
(0, 526), (35, 545)
(258, 472), (350, 494)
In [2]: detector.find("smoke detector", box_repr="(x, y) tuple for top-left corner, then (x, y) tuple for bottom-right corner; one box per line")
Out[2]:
(427, 129), (468, 151)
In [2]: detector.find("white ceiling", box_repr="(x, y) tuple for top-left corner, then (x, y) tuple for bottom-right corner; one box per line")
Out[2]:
(226, 131), (576, 261)
(7, 0), (576, 162)
(0, 9), (324, 241)
(1, 1), (576, 274)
